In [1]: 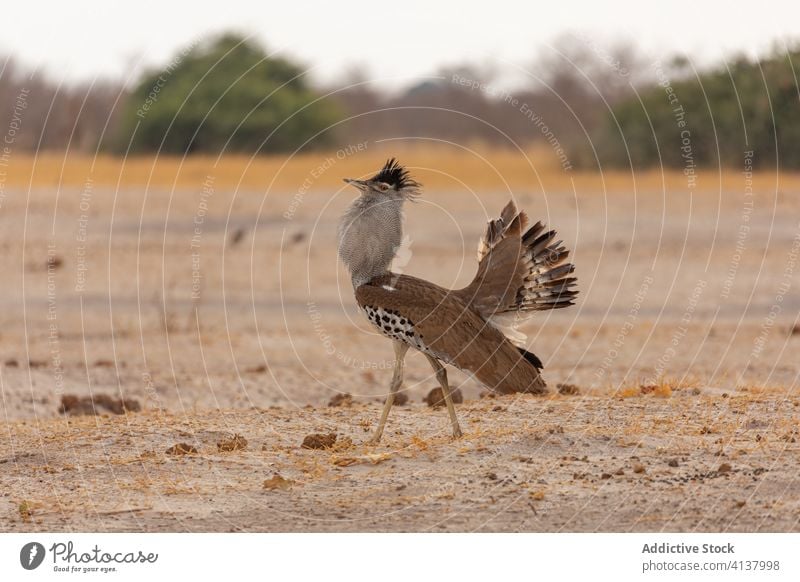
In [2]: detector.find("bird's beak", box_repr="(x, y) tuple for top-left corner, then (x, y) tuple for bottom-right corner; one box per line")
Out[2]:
(343, 178), (368, 191)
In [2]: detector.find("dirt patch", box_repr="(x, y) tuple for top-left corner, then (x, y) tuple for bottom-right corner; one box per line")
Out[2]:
(59, 394), (141, 416)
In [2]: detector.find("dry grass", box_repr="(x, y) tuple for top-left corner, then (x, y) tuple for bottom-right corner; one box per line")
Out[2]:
(614, 376), (698, 399)
(5, 145), (800, 193)
(17, 500), (32, 522)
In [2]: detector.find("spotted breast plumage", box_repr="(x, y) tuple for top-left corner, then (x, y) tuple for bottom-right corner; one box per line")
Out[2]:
(361, 303), (430, 355)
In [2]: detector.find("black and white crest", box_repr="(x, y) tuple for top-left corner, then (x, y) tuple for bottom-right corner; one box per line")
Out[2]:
(372, 158), (420, 190)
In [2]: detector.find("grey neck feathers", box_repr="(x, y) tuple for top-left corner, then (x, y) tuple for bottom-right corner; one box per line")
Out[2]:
(338, 195), (404, 288)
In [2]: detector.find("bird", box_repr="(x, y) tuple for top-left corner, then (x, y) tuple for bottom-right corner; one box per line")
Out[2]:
(338, 159), (577, 443)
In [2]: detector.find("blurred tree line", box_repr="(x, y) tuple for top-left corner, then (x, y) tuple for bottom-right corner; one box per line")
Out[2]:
(592, 49), (800, 169)
(0, 59), (122, 153)
(0, 33), (797, 168)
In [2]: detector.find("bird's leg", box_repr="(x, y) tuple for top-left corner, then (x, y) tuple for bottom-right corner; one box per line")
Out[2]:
(425, 355), (463, 438)
(368, 340), (409, 445)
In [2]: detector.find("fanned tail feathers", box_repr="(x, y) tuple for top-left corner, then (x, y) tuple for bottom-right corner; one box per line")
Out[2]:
(517, 219), (577, 311)
(459, 200), (578, 346)
(476, 200), (519, 263)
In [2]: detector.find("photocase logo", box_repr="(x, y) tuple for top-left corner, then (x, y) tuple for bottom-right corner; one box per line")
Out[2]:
(20, 542), (45, 570)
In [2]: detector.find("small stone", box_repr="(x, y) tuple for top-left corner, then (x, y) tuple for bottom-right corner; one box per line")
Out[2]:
(395, 392), (409, 405)
(424, 387), (463, 408)
(632, 463), (646, 474)
(601, 472), (612, 479)
(328, 393), (353, 407)
(668, 459), (679, 467)
(230, 228), (246, 246)
(302, 433), (337, 450)
(557, 383), (580, 395)
(718, 462), (732, 473)
(386, 392), (409, 406)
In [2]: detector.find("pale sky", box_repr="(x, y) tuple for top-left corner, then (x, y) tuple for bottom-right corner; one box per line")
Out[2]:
(3, 0), (800, 90)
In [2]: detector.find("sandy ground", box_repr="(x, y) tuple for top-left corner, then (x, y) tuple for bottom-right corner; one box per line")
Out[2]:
(1, 166), (799, 531)
(2, 391), (800, 532)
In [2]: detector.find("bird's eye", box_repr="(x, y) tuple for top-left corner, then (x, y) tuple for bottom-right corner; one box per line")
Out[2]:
(376, 182), (390, 192)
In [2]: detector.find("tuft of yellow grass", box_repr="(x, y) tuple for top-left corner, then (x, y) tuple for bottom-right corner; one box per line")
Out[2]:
(410, 435), (430, 450)
(4, 145), (799, 194)
(653, 383), (673, 398)
(616, 386), (641, 398)
(616, 377), (684, 398)
(17, 500), (32, 522)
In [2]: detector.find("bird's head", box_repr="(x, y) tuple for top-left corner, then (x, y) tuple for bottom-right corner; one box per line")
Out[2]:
(343, 158), (420, 201)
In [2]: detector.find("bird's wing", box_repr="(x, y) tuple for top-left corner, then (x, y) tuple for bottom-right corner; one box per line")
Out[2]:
(457, 200), (577, 345)
(356, 274), (546, 393)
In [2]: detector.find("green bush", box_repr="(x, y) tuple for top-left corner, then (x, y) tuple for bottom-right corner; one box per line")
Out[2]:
(590, 49), (800, 170)
(116, 34), (342, 154)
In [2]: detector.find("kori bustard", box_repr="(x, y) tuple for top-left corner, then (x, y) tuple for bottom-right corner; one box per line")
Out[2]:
(338, 159), (577, 443)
